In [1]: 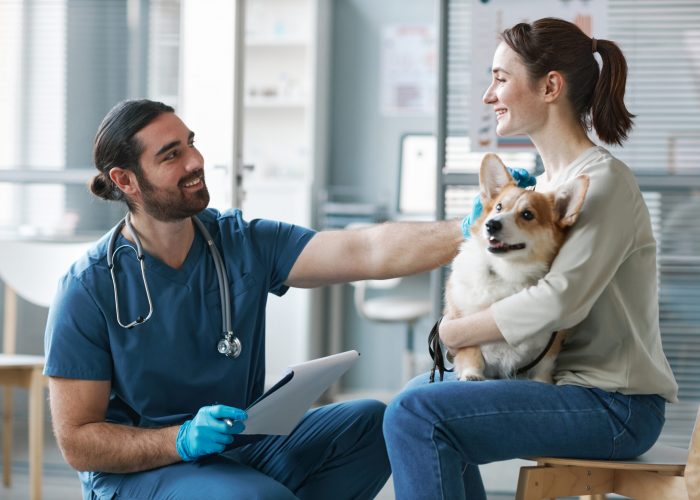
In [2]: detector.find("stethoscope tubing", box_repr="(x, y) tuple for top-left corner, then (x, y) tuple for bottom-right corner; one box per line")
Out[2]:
(107, 215), (155, 328)
(192, 216), (232, 334)
(106, 214), (240, 357)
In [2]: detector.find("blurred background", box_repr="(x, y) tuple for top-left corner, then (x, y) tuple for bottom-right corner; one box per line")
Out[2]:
(0, 0), (699, 498)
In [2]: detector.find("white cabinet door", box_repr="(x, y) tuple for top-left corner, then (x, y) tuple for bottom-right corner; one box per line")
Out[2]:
(241, 0), (329, 382)
(179, 0), (245, 210)
(243, 180), (313, 383)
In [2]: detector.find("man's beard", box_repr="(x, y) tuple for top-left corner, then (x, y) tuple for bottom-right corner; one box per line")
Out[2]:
(135, 170), (210, 222)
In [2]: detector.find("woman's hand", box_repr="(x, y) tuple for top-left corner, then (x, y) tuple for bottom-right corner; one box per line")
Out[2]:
(439, 309), (505, 349)
(439, 313), (471, 350)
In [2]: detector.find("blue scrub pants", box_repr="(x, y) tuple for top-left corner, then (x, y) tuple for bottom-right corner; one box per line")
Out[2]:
(383, 373), (666, 500)
(83, 399), (390, 499)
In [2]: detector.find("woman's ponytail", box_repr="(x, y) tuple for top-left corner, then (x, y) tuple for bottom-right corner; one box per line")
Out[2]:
(502, 18), (635, 146)
(590, 39), (635, 146)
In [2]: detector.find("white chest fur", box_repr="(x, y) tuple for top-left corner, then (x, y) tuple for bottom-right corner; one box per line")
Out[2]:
(447, 239), (553, 378)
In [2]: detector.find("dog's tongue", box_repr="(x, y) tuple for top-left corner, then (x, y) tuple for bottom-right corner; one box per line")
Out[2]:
(489, 237), (506, 249)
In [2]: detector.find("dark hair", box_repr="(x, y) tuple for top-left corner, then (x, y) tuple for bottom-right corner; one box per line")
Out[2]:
(501, 17), (634, 146)
(90, 99), (174, 207)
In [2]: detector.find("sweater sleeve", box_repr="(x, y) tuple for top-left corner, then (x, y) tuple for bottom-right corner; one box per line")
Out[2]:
(491, 159), (648, 346)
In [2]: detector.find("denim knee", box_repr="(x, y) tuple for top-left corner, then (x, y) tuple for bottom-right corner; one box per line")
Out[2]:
(384, 390), (422, 441)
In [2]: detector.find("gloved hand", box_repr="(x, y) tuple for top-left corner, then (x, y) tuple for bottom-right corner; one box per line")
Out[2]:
(461, 167), (537, 239)
(176, 405), (247, 461)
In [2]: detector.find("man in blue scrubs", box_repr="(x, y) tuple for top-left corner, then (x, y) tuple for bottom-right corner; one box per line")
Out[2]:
(44, 99), (463, 499)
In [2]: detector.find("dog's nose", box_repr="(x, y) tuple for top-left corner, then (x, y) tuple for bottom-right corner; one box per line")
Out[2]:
(486, 219), (502, 235)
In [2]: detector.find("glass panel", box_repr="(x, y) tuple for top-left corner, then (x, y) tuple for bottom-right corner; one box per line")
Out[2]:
(0, 0), (182, 238)
(442, 0), (700, 492)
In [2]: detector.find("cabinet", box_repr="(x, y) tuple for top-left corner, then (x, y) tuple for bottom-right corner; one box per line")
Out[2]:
(241, 0), (331, 382)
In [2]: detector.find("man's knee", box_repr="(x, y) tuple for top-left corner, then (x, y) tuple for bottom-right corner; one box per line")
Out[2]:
(350, 398), (386, 424)
(329, 398), (386, 435)
(112, 459), (298, 500)
(229, 480), (297, 500)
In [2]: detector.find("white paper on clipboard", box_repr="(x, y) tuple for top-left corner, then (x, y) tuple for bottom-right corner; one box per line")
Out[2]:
(241, 350), (360, 435)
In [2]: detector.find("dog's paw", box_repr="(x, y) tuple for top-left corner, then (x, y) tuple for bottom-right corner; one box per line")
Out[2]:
(457, 369), (485, 382)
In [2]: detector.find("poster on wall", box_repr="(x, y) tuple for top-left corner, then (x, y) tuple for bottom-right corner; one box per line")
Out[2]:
(380, 24), (437, 116)
(470, 0), (608, 152)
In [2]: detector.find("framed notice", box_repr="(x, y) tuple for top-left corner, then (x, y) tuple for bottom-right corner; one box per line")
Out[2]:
(380, 24), (437, 116)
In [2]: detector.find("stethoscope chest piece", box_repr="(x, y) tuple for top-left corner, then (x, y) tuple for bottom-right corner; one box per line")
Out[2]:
(109, 214), (243, 359)
(218, 332), (242, 358)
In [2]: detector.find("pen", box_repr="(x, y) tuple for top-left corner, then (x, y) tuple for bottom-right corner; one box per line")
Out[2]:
(212, 402), (236, 428)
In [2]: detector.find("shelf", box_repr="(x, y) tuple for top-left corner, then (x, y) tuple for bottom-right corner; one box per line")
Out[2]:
(441, 171), (479, 186)
(0, 169), (94, 184)
(245, 177), (310, 189)
(244, 97), (307, 109)
(246, 36), (309, 47)
(241, 0), (328, 376)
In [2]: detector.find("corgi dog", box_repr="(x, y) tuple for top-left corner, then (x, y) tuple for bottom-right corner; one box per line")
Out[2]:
(440, 153), (589, 383)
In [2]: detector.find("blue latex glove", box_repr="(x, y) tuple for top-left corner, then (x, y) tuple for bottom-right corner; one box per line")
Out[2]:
(461, 167), (537, 239)
(176, 405), (247, 461)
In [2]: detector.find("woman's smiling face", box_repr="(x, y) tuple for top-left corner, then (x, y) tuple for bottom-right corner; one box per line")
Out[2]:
(482, 42), (547, 138)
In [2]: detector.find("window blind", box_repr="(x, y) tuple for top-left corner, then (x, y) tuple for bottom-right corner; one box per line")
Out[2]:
(0, 0), (182, 237)
(442, 0), (700, 450)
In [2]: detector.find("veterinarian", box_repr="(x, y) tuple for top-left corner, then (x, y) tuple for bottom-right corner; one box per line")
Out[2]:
(43, 99), (465, 499)
(383, 17), (679, 500)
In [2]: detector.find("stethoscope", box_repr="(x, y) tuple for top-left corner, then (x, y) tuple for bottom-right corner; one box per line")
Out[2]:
(106, 213), (242, 358)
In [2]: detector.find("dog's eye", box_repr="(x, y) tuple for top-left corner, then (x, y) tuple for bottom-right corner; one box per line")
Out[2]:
(495, 203), (502, 212)
(521, 210), (534, 221)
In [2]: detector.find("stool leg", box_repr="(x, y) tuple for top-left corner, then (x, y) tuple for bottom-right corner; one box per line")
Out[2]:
(3, 387), (12, 487)
(28, 368), (43, 500)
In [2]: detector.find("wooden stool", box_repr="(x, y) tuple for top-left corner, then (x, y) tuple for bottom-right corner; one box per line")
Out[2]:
(0, 354), (46, 500)
(515, 406), (700, 500)
(0, 239), (93, 500)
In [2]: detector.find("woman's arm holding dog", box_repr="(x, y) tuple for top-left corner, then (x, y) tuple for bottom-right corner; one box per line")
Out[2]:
(439, 308), (505, 349)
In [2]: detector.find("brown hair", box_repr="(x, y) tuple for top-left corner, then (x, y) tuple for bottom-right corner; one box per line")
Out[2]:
(90, 99), (174, 209)
(501, 17), (634, 146)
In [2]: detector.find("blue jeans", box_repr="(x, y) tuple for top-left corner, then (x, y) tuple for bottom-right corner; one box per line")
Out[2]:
(383, 372), (666, 500)
(82, 400), (390, 499)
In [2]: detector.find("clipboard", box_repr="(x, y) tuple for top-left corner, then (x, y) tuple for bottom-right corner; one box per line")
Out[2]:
(241, 350), (360, 435)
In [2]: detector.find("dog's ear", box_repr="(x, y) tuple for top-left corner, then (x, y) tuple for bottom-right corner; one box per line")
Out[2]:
(480, 154), (515, 202)
(554, 175), (590, 227)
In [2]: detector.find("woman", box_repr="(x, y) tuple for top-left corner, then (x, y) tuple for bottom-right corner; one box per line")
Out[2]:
(383, 18), (678, 500)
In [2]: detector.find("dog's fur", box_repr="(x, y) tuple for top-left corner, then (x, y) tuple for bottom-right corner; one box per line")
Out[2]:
(444, 154), (589, 382)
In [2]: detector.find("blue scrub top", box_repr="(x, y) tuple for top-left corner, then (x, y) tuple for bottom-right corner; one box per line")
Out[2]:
(44, 208), (315, 429)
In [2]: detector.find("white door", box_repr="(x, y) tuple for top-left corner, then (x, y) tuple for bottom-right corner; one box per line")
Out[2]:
(178, 0), (245, 210)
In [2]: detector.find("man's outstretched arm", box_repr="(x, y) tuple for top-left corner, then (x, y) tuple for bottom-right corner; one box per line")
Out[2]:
(285, 219), (462, 288)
